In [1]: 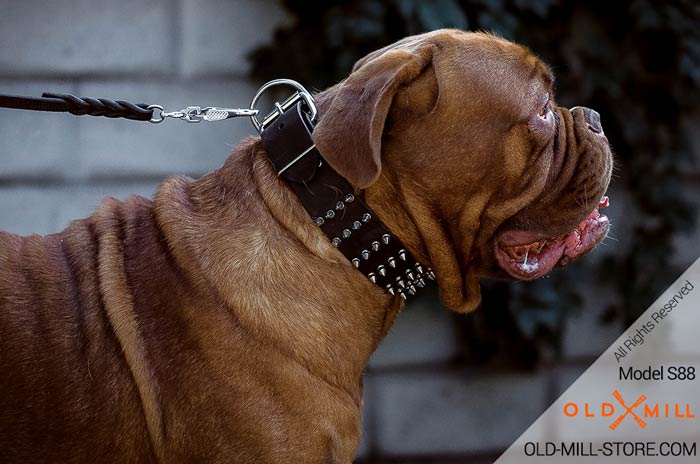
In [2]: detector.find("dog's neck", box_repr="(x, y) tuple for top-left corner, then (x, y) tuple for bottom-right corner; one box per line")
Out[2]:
(156, 136), (402, 403)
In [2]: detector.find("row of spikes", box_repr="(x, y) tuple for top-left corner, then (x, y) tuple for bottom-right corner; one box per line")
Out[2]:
(312, 192), (435, 300)
(352, 244), (436, 300)
(384, 261), (436, 300)
(311, 193), (375, 249)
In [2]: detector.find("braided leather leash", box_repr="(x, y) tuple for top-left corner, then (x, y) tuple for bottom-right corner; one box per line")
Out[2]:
(42, 93), (153, 120)
(0, 92), (257, 123)
(0, 93), (152, 120)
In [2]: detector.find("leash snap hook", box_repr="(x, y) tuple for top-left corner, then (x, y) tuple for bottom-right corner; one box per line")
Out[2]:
(148, 105), (258, 124)
(155, 106), (206, 123)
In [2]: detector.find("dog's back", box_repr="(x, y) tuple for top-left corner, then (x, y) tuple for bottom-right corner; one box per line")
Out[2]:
(0, 197), (158, 462)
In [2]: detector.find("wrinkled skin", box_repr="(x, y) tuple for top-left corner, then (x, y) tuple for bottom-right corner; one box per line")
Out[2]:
(0, 30), (611, 463)
(314, 29), (613, 311)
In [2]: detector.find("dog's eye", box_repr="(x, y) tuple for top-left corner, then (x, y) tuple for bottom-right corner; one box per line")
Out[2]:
(539, 94), (551, 119)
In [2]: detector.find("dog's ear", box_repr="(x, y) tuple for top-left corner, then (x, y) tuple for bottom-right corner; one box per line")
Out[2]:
(312, 44), (436, 189)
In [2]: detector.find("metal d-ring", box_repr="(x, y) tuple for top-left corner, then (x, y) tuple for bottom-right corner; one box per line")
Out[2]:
(249, 79), (317, 133)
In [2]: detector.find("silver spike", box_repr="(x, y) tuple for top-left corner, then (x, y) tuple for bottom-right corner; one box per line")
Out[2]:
(332, 237), (341, 247)
(416, 278), (426, 288)
(427, 270), (436, 280)
(407, 288), (416, 296)
(335, 201), (345, 210)
(352, 220), (362, 230)
(398, 249), (407, 261)
(382, 234), (390, 244)
(388, 257), (396, 268)
(387, 286), (396, 296)
(362, 213), (371, 222)
(409, 284), (417, 293)
(368, 272), (376, 283)
(315, 217), (325, 226)
(361, 250), (370, 260)
(345, 193), (355, 203)
(371, 241), (380, 251)
(342, 229), (352, 238)
(406, 270), (415, 281)
(352, 258), (360, 268)
(397, 279), (406, 289)
(399, 291), (408, 301)
(377, 265), (387, 276)
(415, 264), (424, 274)
(325, 210), (335, 219)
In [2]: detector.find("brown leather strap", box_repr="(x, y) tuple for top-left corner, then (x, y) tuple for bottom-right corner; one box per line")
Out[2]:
(260, 101), (433, 299)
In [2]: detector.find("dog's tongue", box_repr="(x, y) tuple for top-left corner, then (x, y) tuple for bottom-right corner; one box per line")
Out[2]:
(496, 196), (610, 280)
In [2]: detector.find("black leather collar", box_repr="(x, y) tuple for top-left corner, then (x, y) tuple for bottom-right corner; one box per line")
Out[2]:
(259, 99), (434, 300)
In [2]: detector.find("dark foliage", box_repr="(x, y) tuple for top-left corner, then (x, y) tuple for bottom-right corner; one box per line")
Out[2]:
(250, 0), (700, 366)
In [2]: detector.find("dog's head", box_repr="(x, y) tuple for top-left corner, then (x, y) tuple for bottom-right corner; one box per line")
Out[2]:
(312, 29), (613, 312)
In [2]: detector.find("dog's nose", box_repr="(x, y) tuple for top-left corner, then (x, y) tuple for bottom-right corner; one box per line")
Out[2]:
(571, 106), (603, 134)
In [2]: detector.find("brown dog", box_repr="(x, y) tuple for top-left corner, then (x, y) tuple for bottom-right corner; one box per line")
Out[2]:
(0, 30), (612, 463)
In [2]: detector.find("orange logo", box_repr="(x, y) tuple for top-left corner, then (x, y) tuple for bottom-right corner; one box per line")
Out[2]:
(609, 390), (646, 430)
(563, 390), (695, 430)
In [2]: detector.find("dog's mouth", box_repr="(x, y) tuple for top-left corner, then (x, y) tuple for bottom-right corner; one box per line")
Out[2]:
(494, 196), (609, 280)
